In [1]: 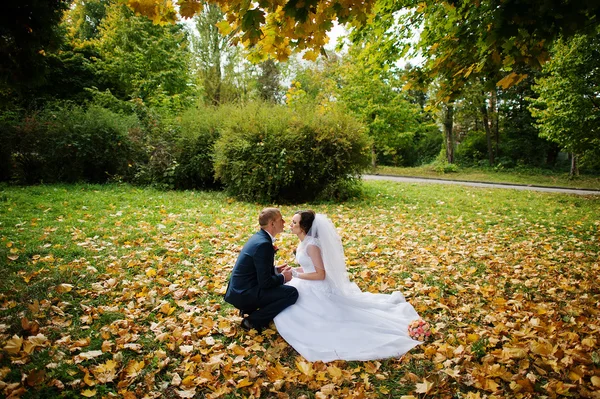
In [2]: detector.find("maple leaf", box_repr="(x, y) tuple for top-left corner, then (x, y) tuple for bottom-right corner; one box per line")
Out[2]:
(3, 335), (23, 354)
(177, 0), (203, 19)
(81, 389), (97, 397)
(124, 360), (145, 379)
(92, 359), (118, 383)
(296, 360), (314, 377)
(56, 283), (74, 293)
(175, 387), (196, 398)
(415, 378), (434, 394)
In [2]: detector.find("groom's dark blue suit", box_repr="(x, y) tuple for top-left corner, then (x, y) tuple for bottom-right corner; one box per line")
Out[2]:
(225, 229), (298, 329)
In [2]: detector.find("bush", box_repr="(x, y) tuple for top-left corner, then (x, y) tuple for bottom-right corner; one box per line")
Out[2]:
(172, 106), (225, 190)
(3, 104), (139, 184)
(214, 102), (371, 203)
(455, 130), (488, 166)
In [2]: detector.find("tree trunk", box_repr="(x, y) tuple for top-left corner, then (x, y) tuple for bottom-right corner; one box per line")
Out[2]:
(443, 102), (455, 164)
(570, 153), (579, 177)
(371, 145), (377, 169)
(481, 97), (494, 166)
(545, 143), (560, 166)
(490, 90), (499, 160)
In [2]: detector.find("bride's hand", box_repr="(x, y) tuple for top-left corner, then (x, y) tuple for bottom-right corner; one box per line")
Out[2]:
(275, 263), (288, 273)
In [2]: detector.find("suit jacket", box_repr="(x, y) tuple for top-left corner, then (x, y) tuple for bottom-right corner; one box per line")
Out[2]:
(224, 229), (284, 308)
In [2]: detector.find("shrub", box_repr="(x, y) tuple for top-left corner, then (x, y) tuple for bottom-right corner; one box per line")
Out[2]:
(214, 102), (371, 203)
(172, 106), (225, 190)
(455, 130), (488, 166)
(4, 104), (139, 184)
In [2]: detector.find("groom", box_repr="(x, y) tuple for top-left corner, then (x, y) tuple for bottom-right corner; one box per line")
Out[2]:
(224, 208), (298, 333)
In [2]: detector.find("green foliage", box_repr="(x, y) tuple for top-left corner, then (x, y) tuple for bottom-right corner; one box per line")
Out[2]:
(413, 124), (443, 165)
(0, 0), (71, 103)
(2, 104), (139, 184)
(498, 70), (560, 167)
(214, 101), (371, 203)
(359, 0), (600, 100)
(529, 31), (600, 170)
(172, 106), (225, 189)
(337, 48), (423, 167)
(91, 3), (193, 109)
(455, 130), (488, 166)
(431, 159), (459, 174)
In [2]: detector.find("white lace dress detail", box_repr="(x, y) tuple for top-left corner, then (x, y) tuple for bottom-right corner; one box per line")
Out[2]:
(273, 237), (422, 362)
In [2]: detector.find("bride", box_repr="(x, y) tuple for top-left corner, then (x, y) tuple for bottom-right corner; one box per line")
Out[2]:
(273, 210), (423, 362)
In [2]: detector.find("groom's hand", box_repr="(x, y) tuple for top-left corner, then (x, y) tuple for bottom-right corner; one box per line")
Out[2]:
(275, 263), (288, 273)
(282, 268), (293, 282)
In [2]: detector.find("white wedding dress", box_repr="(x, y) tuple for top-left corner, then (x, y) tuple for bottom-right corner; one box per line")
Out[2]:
(274, 216), (422, 363)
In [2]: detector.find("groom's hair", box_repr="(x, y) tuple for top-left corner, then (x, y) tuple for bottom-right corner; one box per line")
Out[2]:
(259, 208), (281, 227)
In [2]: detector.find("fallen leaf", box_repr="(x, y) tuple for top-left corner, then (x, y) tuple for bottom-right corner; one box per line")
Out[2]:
(415, 379), (434, 394)
(3, 335), (23, 354)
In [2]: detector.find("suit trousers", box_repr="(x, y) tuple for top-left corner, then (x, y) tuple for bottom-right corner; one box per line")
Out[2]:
(243, 285), (298, 329)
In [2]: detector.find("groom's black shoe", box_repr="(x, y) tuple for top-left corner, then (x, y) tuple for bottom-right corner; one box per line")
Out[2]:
(241, 318), (262, 334)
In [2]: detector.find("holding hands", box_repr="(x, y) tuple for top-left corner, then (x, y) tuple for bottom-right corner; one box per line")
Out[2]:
(276, 263), (294, 282)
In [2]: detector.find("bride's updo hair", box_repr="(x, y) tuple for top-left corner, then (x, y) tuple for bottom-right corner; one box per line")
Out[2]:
(295, 210), (316, 234)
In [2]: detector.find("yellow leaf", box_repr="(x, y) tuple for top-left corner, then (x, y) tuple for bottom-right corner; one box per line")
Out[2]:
(146, 268), (157, 277)
(296, 360), (314, 377)
(160, 302), (175, 315)
(125, 360), (145, 379)
(236, 378), (253, 388)
(84, 371), (95, 387)
(302, 50), (319, 61)
(81, 389), (97, 397)
(216, 20), (233, 36)
(181, 375), (196, 387)
(327, 365), (343, 379)
(415, 379), (434, 394)
(496, 72), (528, 89)
(483, 378), (499, 392)
(92, 359), (118, 383)
(530, 341), (553, 356)
(3, 335), (23, 354)
(266, 365), (284, 381)
(567, 371), (581, 381)
(56, 283), (74, 293)
(591, 376), (600, 387)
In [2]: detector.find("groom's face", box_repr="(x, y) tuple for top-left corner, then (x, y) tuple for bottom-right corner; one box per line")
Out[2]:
(272, 213), (285, 236)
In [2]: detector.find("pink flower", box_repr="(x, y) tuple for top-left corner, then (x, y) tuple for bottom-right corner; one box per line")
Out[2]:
(408, 319), (431, 341)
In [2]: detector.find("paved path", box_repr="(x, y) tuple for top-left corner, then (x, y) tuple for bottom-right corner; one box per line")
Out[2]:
(363, 174), (600, 196)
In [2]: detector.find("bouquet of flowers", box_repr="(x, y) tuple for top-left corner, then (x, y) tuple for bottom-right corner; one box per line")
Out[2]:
(408, 319), (431, 341)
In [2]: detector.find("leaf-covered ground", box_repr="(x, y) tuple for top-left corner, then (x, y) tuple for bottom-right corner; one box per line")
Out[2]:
(1, 182), (599, 399)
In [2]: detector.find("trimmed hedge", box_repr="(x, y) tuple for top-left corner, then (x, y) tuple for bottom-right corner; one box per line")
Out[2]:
(214, 102), (371, 203)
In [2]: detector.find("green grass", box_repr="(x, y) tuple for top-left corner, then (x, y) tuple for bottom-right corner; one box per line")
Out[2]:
(0, 182), (599, 398)
(374, 165), (600, 190)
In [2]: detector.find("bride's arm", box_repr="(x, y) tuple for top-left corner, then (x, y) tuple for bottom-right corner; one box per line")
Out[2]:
(295, 245), (326, 281)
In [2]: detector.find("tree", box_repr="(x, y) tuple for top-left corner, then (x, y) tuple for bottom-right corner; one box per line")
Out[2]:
(529, 31), (600, 175)
(127, 0), (375, 61)
(355, 0), (600, 99)
(193, 1), (238, 105)
(66, 0), (110, 42)
(92, 3), (193, 107)
(337, 47), (422, 167)
(257, 59), (283, 103)
(0, 0), (71, 105)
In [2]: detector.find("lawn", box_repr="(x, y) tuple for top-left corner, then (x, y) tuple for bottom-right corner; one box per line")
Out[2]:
(374, 165), (600, 191)
(1, 181), (599, 398)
